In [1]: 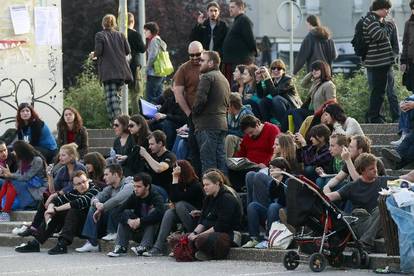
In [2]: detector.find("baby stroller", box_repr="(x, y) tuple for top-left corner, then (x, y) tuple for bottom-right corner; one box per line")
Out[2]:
(280, 172), (369, 272)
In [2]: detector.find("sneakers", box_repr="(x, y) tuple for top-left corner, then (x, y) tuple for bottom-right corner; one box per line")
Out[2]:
(17, 226), (36, 237)
(48, 240), (67, 255)
(195, 250), (212, 261)
(242, 239), (259, 248)
(101, 233), (117, 241)
(0, 212), (10, 222)
(142, 247), (164, 257)
(390, 134), (406, 147)
(107, 245), (127, 257)
(15, 240), (40, 253)
(254, 240), (269, 249)
(12, 225), (29, 235)
(75, 241), (100, 253)
(131, 245), (147, 256)
(381, 148), (402, 170)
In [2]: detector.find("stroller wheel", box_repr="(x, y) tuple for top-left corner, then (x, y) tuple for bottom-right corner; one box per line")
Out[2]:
(283, 251), (300, 270)
(350, 248), (361, 268)
(309, 253), (327, 272)
(360, 250), (370, 268)
(328, 253), (344, 268)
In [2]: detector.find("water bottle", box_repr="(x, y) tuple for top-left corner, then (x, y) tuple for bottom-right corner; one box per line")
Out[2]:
(110, 148), (116, 159)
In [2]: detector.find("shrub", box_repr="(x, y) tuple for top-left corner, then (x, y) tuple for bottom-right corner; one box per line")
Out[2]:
(64, 59), (109, 129)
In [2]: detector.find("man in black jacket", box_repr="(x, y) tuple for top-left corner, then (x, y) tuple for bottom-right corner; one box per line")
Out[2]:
(15, 170), (100, 255)
(107, 172), (165, 257)
(190, 1), (228, 59)
(222, 0), (257, 84)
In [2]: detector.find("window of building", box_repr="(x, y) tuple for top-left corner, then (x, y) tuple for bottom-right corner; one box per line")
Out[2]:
(391, 0), (403, 12)
(300, 0), (320, 15)
(353, 0), (364, 13)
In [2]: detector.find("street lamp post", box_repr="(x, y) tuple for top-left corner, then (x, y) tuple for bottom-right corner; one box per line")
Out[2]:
(119, 0), (129, 115)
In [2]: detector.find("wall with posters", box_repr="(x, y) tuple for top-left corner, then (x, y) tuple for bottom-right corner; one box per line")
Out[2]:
(0, 0), (63, 135)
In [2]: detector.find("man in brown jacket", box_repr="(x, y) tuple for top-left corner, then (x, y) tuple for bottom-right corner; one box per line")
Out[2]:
(193, 51), (230, 174)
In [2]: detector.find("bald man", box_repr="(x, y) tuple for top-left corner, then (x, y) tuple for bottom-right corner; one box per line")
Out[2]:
(173, 41), (204, 176)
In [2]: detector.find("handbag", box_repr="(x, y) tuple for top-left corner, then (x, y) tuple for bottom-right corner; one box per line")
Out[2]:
(226, 157), (259, 171)
(153, 42), (174, 77)
(268, 221), (293, 249)
(173, 234), (195, 262)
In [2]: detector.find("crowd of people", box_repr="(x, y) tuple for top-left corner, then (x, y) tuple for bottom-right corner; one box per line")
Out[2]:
(0, 0), (414, 263)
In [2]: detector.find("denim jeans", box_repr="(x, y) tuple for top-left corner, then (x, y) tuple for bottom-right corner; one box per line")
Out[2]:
(247, 201), (282, 238)
(397, 129), (414, 167)
(11, 180), (35, 209)
(195, 129), (227, 174)
(81, 207), (119, 245)
(398, 95), (414, 134)
(172, 136), (188, 160)
(145, 75), (164, 104)
(150, 119), (181, 150)
(259, 96), (291, 131)
(245, 171), (272, 207)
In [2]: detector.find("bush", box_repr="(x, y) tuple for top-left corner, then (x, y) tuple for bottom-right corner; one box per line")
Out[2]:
(64, 59), (109, 129)
(292, 67), (410, 123)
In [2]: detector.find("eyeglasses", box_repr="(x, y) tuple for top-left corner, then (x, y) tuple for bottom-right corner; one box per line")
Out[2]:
(189, 52), (202, 58)
(128, 124), (136, 128)
(271, 67), (284, 71)
(113, 123), (120, 127)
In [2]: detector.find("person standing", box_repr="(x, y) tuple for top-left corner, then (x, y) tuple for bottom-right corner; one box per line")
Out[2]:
(144, 22), (167, 104)
(193, 51), (230, 174)
(222, 0), (257, 84)
(363, 0), (398, 123)
(173, 41), (204, 176)
(293, 15), (337, 75)
(92, 14), (133, 124)
(190, 1), (228, 59)
(127, 12), (146, 114)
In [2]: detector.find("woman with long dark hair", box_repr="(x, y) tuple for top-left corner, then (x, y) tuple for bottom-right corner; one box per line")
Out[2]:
(143, 160), (204, 257)
(0, 141), (47, 221)
(57, 107), (89, 159)
(108, 114), (134, 166)
(321, 103), (364, 136)
(83, 152), (106, 189)
(16, 103), (57, 163)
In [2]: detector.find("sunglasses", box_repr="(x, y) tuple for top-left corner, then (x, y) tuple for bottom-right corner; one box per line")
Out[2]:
(189, 52), (202, 58)
(271, 67), (284, 71)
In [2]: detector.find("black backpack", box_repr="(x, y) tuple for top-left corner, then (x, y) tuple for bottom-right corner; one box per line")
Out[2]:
(351, 16), (368, 61)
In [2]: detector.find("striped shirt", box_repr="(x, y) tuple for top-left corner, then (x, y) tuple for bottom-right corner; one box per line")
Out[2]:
(52, 184), (99, 210)
(362, 12), (395, 68)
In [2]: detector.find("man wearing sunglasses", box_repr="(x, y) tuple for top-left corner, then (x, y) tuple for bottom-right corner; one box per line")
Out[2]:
(173, 41), (204, 176)
(190, 1), (228, 59)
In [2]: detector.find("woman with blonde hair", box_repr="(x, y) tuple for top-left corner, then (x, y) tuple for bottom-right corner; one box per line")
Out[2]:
(273, 133), (303, 174)
(92, 14), (132, 123)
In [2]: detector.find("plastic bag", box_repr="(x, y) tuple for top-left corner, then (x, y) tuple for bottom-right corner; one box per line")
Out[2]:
(268, 221), (293, 249)
(386, 196), (414, 273)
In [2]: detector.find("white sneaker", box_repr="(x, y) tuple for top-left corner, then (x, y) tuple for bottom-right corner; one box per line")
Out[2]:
(11, 225), (28, 235)
(75, 241), (99, 253)
(390, 134), (406, 147)
(101, 233), (117, 241)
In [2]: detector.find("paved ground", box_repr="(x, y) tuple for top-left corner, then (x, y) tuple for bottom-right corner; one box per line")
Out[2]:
(0, 247), (396, 276)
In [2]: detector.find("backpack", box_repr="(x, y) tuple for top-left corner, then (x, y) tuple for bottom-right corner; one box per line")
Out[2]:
(351, 16), (368, 61)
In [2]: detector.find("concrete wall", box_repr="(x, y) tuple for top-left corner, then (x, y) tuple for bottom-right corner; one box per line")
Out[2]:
(0, 0), (63, 134)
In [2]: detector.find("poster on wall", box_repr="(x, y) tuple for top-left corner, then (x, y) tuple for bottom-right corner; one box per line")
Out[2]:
(0, 0), (63, 134)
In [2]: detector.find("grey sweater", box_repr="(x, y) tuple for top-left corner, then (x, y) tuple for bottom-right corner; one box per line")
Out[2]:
(94, 176), (134, 212)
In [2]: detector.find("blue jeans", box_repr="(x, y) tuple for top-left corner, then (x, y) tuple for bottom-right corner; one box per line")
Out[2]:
(398, 95), (414, 134)
(246, 171), (272, 207)
(172, 136), (188, 160)
(150, 119), (181, 150)
(195, 129), (227, 174)
(146, 75), (164, 103)
(82, 207), (119, 245)
(11, 180), (35, 209)
(259, 96), (291, 130)
(397, 129), (414, 166)
(247, 201), (282, 238)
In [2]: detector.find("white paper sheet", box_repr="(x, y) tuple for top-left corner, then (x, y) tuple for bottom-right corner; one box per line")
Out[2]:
(9, 5), (31, 35)
(34, 7), (60, 46)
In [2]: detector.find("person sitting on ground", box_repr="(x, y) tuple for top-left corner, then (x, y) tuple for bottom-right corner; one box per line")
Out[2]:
(17, 143), (86, 237)
(0, 141), (46, 221)
(148, 88), (187, 150)
(289, 60), (336, 131)
(229, 115), (280, 191)
(15, 170), (99, 255)
(325, 153), (396, 252)
(295, 124), (333, 181)
(15, 103), (58, 163)
(76, 164), (134, 252)
(272, 133), (303, 174)
(83, 152), (107, 189)
(225, 92), (253, 157)
(108, 115), (134, 167)
(315, 133), (347, 189)
(188, 170), (242, 261)
(242, 157), (292, 249)
(390, 95), (414, 146)
(231, 64), (246, 93)
(140, 130), (176, 200)
(256, 59), (302, 129)
(0, 140), (18, 219)
(239, 64), (261, 119)
(143, 160), (204, 257)
(320, 103), (364, 137)
(107, 172), (165, 257)
(57, 107), (89, 160)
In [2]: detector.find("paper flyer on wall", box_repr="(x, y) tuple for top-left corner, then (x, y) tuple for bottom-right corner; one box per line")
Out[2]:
(34, 7), (61, 46)
(9, 5), (31, 35)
